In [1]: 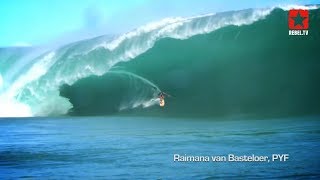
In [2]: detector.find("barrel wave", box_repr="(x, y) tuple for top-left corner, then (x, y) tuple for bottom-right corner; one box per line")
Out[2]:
(1, 6), (319, 117)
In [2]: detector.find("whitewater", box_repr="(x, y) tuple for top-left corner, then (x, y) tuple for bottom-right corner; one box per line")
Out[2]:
(0, 5), (318, 117)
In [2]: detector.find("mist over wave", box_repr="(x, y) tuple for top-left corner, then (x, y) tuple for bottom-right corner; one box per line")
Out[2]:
(0, 5), (319, 117)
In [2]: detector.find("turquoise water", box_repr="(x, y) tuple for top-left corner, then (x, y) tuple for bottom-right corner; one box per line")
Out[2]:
(1, 116), (319, 179)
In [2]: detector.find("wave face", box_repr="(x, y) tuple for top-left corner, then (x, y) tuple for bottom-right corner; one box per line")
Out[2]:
(1, 6), (320, 117)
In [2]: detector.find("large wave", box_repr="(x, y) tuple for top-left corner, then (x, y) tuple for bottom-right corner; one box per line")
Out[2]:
(0, 5), (319, 117)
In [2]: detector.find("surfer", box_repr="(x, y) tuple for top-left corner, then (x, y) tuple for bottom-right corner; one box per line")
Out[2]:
(151, 87), (171, 106)
(158, 91), (171, 107)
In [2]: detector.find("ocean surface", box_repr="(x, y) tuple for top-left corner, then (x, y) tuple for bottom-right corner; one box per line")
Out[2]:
(0, 116), (319, 179)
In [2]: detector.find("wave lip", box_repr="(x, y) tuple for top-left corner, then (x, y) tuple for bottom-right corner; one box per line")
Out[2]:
(93, 7), (273, 54)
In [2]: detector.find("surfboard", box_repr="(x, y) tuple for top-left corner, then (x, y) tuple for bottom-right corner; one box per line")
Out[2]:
(159, 98), (165, 107)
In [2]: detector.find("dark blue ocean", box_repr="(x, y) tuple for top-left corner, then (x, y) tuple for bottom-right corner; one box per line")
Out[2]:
(0, 116), (319, 179)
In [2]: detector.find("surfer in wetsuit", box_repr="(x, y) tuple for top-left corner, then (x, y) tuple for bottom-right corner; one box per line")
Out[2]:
(158, 92), (171, 107)
(152, 87), (171, 106)
(158, 92), (167, 107)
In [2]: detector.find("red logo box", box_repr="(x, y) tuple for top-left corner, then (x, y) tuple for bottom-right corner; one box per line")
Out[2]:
(288, 9), (309, 30)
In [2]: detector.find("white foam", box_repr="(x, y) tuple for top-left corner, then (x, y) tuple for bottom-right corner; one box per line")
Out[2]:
(142, 98), (159, 108)
(98, 17), (187, 51)
(7, 52), (56, 98)
(0, 52), (56, 117)
(0, 96), (32, 117)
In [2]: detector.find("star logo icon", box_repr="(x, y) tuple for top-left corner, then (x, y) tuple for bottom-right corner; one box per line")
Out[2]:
(288, 9), (309, 30)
